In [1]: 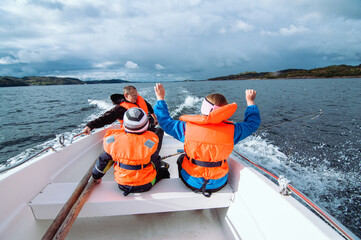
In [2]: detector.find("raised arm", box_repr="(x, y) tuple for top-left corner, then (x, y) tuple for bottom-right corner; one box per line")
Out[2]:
(153, 83), (186, 142)
(233, 89), (261, 143)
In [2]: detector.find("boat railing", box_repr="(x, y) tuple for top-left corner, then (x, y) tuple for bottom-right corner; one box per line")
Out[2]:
(0, 132), (86, 174)
(70, 132), (85, 144)
(0, 146), (57, 174)
(232, 150), (355, 240)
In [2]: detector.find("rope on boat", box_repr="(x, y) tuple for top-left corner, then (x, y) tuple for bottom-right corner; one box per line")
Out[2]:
(232, 150), (355, 240)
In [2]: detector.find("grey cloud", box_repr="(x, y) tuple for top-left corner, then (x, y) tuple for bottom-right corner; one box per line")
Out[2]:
(0, 0), (360, 81)
(29, 0), (65, 11)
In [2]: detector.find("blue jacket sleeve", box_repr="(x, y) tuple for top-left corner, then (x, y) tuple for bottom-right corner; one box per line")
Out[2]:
(233, 105), (261, 144)
(154, 100), (186, 142)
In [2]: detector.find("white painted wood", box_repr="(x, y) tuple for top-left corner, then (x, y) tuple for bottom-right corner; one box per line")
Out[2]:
(29, 179), (234, 219)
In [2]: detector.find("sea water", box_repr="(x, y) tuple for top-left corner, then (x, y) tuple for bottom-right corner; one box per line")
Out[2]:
(0, 78), (360, 237)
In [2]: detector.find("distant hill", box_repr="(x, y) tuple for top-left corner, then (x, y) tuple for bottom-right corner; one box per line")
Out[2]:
(0, 76), (84, 87)
(0, 77), (29, 87)
(2, 64), (360, 87)
(84, 79), (129, 84)
(0, 76), (129, 87)
(208, 64), (361, 81)
(23, 76), (84, 85)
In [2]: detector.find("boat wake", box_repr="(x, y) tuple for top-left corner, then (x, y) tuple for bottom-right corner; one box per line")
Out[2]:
(170, 96), (203, 118)
(0, 99), (114, 169)
(1, 129), (82, 170)
(85, 99), (114, 121)
(235, 134), (361, 234)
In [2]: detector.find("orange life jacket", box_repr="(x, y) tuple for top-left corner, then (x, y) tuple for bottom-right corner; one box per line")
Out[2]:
(118, 96), (148, 124)
(179, 103), (237, 180)
(103, 128), (158, 186)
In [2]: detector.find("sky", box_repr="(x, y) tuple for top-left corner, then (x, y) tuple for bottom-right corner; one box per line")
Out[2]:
(0, 0), (361, 81)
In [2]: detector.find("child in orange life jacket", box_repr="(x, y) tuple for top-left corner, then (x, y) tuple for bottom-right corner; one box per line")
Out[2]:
(92, 108), (170, 196)
(154, 83), (260, 197)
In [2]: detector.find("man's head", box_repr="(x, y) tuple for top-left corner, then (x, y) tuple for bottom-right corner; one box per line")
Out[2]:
(201, 93), (228, 115)
(123, 85), (138, 103)
(123, 108), (149, 133)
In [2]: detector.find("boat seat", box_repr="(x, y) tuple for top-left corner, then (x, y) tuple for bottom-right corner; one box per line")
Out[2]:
(29, 178), (234, 220)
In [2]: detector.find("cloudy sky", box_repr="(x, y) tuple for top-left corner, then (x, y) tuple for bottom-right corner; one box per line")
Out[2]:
(0, 0), (360, 81)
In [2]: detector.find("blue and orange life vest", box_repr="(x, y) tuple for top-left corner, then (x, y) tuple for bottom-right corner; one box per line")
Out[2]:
(118, 96), (148, 124)
(179, 103), (237, 194)
(103, 128), (158, 186)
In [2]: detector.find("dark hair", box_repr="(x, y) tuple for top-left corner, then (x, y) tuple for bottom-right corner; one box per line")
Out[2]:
(206, 93), (228, 106)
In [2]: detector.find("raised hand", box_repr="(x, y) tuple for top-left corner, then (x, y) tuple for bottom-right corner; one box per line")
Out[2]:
(245, 89), (256, 106)
(154, 83), (165, 100)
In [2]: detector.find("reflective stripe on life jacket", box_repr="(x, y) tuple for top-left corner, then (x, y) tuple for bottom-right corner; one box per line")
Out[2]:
(179, 103), (237, 181)
(118, 96), (149, 124)
(103, 128), (158, 186)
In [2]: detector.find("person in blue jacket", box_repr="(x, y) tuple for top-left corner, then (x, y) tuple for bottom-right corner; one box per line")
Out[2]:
(153, 83), (261, 196)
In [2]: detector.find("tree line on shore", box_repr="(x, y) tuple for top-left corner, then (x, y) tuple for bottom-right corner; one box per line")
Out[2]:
(0, 76), (129, 87)
(208, 64), (361, 81)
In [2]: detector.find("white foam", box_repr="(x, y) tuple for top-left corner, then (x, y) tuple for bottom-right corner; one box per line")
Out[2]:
(84, 99), (114, 122)
(170, 96), (203, 117)
(138, 88), (158, 105)
(1, 98), (112, 169)
(234, 134), (361, 216)
(2, 131), (79, 169)
(88, 99), (113, 111)
(235, 135), (287, 169)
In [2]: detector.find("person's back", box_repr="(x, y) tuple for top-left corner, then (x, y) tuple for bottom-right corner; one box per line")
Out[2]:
(153, 83), (260, 197)
(92, 108), (169, 196)
(178, 101), (237, 196)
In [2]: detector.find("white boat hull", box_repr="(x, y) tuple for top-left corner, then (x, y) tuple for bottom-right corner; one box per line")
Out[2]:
(0, 125), (358, 240)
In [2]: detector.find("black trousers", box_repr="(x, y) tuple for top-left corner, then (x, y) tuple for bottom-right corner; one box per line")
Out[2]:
(92, 151), (170, 195)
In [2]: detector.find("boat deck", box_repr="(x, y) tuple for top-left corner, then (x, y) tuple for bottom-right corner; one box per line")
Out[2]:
(34, 132), (233, 239)
(2, 127), (355, 240)
(63, 208), (227, 239)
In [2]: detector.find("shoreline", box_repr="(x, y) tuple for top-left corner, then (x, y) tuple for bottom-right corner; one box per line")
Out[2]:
(1, 76), (360, 87)
(207, 75), (361, 81)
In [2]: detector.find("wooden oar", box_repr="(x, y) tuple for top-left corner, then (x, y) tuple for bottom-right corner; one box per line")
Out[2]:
(161, 151), (184, 160)
(42, 159), (98, 240)
(53, 178), (99, 240)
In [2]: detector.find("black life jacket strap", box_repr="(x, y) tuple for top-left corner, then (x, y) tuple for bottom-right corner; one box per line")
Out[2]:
(123, 186), (133, 196)
(185, 154), (225, 168)
(194, 179), (212, 198)
(118, 162), (150, 170)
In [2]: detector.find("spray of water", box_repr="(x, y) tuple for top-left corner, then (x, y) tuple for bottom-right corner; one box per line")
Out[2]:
(235, 134), (361, 230)
(170, 96), (203, 117)
(84, 99), (114, 122)
(1, 98), (114, 169)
